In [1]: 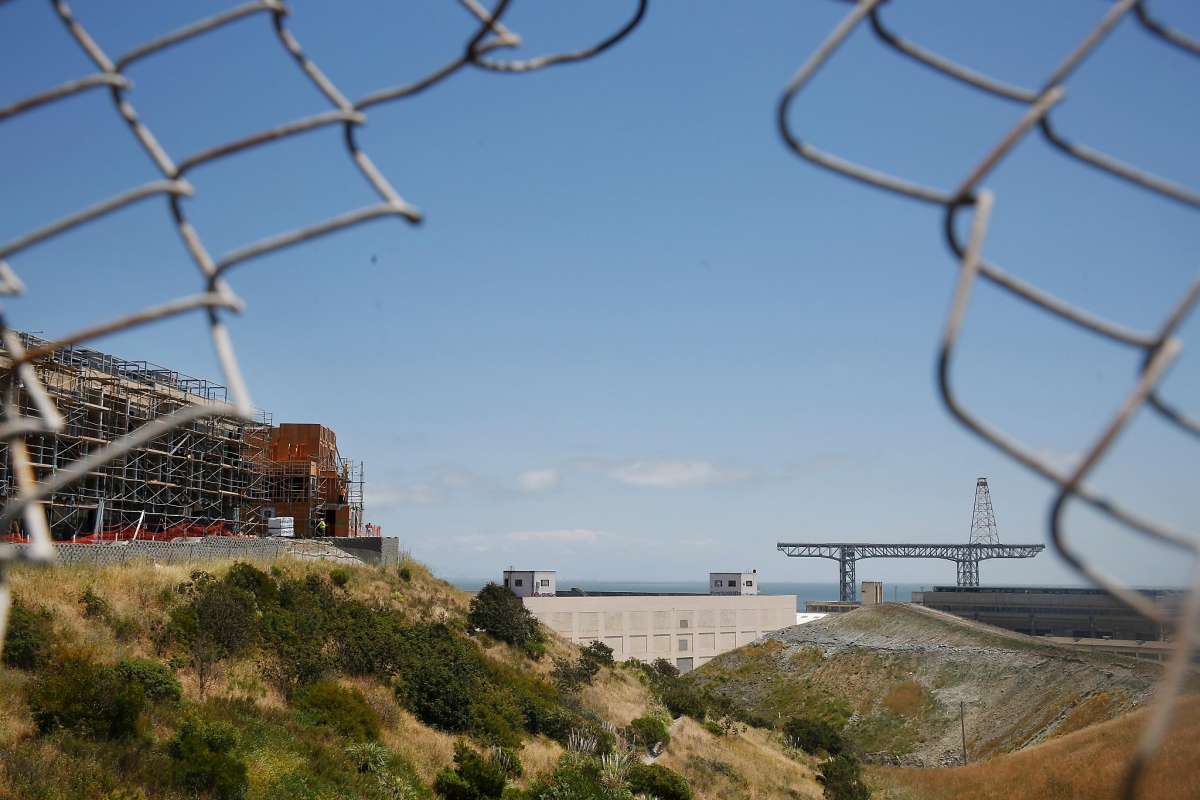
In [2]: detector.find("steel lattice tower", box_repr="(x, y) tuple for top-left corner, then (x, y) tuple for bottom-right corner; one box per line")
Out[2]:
(969, 478), (1000, 545)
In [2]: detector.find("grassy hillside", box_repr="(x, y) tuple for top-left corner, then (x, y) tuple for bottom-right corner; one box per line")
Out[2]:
(869, 694), (1200, 800)
(688, 604), (1169, 766)
(0, 558), (824, 800)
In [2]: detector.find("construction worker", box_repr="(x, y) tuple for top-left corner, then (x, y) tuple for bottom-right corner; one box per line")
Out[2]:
(316, 518), (327, 537)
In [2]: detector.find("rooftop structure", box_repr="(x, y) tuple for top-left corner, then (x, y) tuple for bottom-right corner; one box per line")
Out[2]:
(709, 570), (759, 595)
(503, 569), (557, 598)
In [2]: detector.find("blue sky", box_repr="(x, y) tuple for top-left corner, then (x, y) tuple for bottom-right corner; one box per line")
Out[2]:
(1, 1), (1196, 585)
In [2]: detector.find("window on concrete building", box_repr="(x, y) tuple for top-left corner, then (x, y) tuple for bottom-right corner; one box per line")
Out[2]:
(744, 580), (753, 587)
(540, 579), (550, 587)
(679, 619), (689, 629)
(515, 579), (523, 587)
(504, 578), (509, 587)
(714, 580), (723, 587)
(678, 639), (689, 651)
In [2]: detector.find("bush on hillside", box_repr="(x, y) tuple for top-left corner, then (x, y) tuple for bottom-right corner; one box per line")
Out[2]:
(468, 583), (545, 658)
(223, 562), (279, 605)
(79, 587), (112, 619)
(663, 685), (707, 721)
(168, 571), (259, 696)
(628, 763), (692, 800)
(434, 743), (509, 800)
(2, 599), (53, 670)
(293, 681), (381, 741)
(114, 657), (181, 703)
(167, 717), (248, 800)
(817, 754), (870, 800)
(394, 624), (483, 732)
(652, 658), (679, 678)
(580, 640), (614, 667)
(552, 654), (600, 693)
(28, 653), (146, 739)
(627, 715), (671, 754)
(329, 568), (351, 588)
(525, 753), (608, 800)
(784, 717), (846, 756)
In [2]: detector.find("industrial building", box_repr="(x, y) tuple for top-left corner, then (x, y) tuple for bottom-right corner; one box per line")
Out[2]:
(0, 332), (365, 540)
(510, 570), (796, 672)
(912, 585), (1180, 641)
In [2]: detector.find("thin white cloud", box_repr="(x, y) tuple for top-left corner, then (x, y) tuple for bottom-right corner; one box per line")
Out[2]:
(607, 459), (752, 489)
(517, 468), (560, 493)
(507, 528), (600, 544)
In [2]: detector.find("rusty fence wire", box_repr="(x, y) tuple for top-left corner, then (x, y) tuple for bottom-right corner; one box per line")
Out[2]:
(778, 0), (1197, 796)
(0, 0), (645, 669)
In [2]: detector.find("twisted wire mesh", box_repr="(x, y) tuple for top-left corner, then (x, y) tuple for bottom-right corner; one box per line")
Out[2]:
(0, 0), (645, 663)
(778, 1), (1197, 795)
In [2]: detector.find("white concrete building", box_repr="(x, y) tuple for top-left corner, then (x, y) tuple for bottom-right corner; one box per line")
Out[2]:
(503, 569), (557, 597)
(511, 572), (795, 672)
(709, 570), (759, 595)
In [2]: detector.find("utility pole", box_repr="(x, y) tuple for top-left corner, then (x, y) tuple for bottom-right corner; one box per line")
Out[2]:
(959, 701), (968, 765)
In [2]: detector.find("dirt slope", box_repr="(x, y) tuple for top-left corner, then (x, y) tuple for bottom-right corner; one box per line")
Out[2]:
(869, 694), (1200, 800)
(689, 603), (1166, 766)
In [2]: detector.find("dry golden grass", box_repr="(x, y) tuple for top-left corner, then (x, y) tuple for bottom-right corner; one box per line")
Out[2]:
(657, 716), (824, 800)
(580, 666), (658, 727)
(0, 671), (32, 748)
(871, 695), (1200, 800)
(518, 736), (565, 784)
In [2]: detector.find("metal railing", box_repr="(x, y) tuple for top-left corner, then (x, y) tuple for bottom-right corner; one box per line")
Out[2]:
(0, 0), (645, 671)
(777, 2), (1197, 795)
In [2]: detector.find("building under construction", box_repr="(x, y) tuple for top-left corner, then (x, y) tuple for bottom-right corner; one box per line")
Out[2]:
(0, 332), (364, 540)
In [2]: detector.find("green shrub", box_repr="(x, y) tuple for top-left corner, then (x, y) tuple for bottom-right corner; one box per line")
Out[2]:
(115, 657), (182, 703)
(293, 680), (380, 741)
(817, 754), (870, 800)
(652, 658), (679, 678)
(434, 743), (508, 800)
(628, 763), (692, 800)
(704, 720), (724, 737)
(394, 625), (483, 732)
(580, 640), (614, 667)
(28, 653), (146, 739)
(167, 717), (248, 800)
(80, 587), (112, 619)
(224, 562), (279, 605)
(663, 685), (707, 721)
(468, 583), (545, 658)
(628, 716), (671, 753)
(2, 599), (53, 670)
(330, 568), (352, 588)
(551, 654), (600, 692)
(399, 565), (413, 582)
(468, 686), (525, 748)
(526, 753), (607, 800)
(784, 717), (846, 756)
(168, 578), (259, 696)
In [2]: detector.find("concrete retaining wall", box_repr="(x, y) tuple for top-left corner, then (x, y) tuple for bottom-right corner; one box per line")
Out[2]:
(7, 536), (398, 567)
(316, 536), (401, 566)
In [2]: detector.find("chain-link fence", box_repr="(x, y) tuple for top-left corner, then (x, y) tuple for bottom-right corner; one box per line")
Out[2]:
(0, 0), (644, 678)
(778, 1), (1197, 795)
(1, 0), (1195, 796)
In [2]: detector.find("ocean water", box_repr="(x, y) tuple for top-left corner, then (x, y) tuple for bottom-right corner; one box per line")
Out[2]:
(448, 579), (936, 611)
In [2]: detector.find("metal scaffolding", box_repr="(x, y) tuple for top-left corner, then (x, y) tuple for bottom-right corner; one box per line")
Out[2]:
(0, 333), (268, 538)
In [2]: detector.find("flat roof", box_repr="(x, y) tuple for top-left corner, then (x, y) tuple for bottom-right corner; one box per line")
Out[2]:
(557, 589), (707, 597)
(927, 585), (1181, 597)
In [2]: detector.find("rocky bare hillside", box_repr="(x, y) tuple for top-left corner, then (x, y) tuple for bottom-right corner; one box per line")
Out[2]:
(689, 603), (1166, 767)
